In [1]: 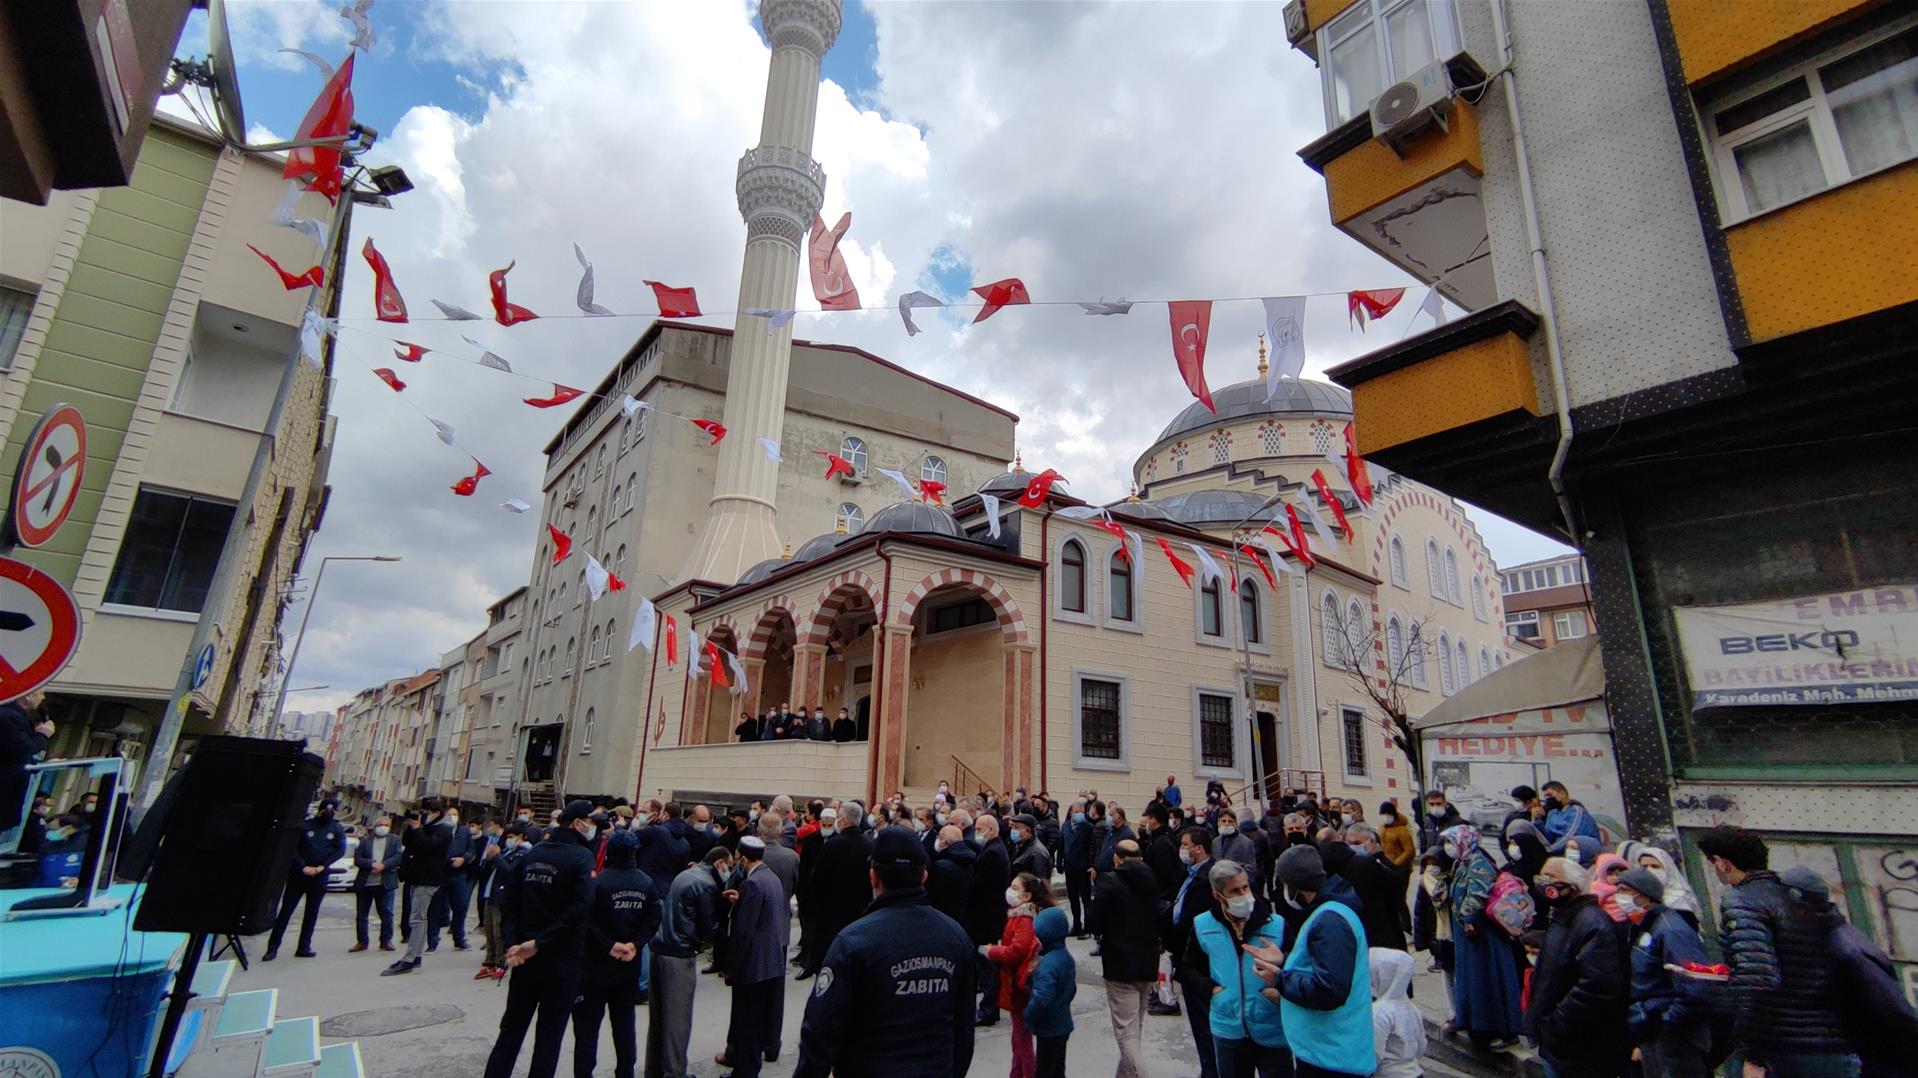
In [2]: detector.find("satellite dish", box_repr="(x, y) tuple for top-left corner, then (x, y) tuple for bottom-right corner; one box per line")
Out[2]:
(205, 0), (246, 142)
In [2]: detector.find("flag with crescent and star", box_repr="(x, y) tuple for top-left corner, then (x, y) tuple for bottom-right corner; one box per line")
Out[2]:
(808, 213), (861, 311)
(1168, 300), (1215, 413)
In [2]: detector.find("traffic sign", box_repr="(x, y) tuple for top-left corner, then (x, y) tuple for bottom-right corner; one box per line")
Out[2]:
(0, 555), (81, 701)
(192, 643), (216, 690)
(6, 404), (87, 549)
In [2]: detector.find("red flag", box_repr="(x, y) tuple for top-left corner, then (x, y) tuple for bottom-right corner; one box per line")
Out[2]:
(1283, 506), (1318, 567)
(1342, 422), (1374, 506)
(1347, 288), (1406, 330)
(1018, 468), (1064, 508)
(706, 641), (729, 687)
(1155, 536), (1196, 588)
(816, 451), (857, 480)
(971, 277), (1030, 323)
(1097, 515), (1130, 559)
(664, 615), (678, 665)
(363, 238), (408, 323)
(917, 479), (947, 506)
(607, 570), (627, 593)
(523, 385), (584, 409)
(808, 213), (860, 311)
(1311, 469), (1356, 541)
(1239, 543), (1278, 589)
(372, 367), (406, 392)
(486, 261), (539, 325)
(646, 281), (702, 318)
(284, 54), (355, 189)
(393, 341), (429, 363)
(247, 244), (323, 290)
(1168, 300), (1215, 413)
(303, 169), (343, 205)
(691, 418), (726, 446)
(548, 524), (573, 565)
(450, 460), (490, 497)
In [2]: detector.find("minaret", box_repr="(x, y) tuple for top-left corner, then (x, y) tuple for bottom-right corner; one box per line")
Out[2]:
(679, 0), (843, 584)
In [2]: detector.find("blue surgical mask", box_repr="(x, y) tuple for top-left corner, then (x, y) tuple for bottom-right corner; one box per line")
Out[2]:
(1073, 812), (1086, 824)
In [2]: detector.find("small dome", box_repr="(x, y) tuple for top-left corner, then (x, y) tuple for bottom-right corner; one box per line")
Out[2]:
(863, 501), (964, 538)
(737, 557), (785, 585)
(1111, 500), (1171, 522)
(1154, 378), (1353, 444)
(791, 532), (849, 563)
(978, 470), (1032, 496)
(1150, 489), (1281, 526)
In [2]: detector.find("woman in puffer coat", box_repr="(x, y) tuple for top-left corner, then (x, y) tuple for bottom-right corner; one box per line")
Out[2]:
(989, 872), (1050, 1078)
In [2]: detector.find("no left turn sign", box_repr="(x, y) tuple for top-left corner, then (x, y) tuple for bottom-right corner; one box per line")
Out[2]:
(0, 555), (81, 701)
(7, 404), (87, 549)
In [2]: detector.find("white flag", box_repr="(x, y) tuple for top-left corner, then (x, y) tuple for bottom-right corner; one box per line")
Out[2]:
(758, 437), (783, 462)
(1259, 534), (1301, 576)
(981, 493), (1002, 538)
(433, 299), (485, 321)
(430, 418), (456, 446)
(726, 650), (748, 696)
(271, 181), (327, 246)
(462, 335), (512, 373)
(1418, 286), (1446, 326)
(629, 598), (657, 652)
(686, 629), (701, 680)
(299, 309), (326, 366)
(1297, 495), (1337, 542)
(573, 244), (615, 316)
(585, 556), (610, 601)
(875, 467), (919, 500)
(1262, 296), (1307, 388)
(744, 307), (797, 332)
(501, 498), (531, 514)
(897, 291), (942, 336)
(1126, 530), (1143, 566)
(1076, 299), (1133, 316)
(1189, 544), (1227, 587)
(621, 394), (648, 418)
(1057, 506), (1102, 519)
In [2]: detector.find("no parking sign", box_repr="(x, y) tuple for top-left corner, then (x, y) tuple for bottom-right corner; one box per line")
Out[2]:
(4, 404), (87, 549)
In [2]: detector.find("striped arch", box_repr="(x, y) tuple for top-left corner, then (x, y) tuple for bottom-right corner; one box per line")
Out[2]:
(800, 569), (882, 647)
(894, 567), (1029, 644)
(705, 614), (739, 641)
(745, 595), (800, 660)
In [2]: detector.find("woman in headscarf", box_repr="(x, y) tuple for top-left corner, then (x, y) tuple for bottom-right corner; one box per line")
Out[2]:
(1589, 852), (1633, 924)
(1443, 824), (1525, 1050)
(1617, 841), (1701, 919)
(1501, 820), (1552, 932)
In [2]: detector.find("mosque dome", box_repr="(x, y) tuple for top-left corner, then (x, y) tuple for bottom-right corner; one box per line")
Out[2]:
(791, 532), (849, 563)
(1111, 498), (1171, 522)
(737, 557), (786, 585)
(862, 501), (964, 539)
(1154, 378), (1353, 445)
(1149, 489), (1283, 526)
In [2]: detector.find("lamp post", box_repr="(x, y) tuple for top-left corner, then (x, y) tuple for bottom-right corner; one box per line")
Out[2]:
(1226, 490), (1287, 815)
(268, 555), (400, 734)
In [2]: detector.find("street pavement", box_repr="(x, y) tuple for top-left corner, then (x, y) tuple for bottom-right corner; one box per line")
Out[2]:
(228, 897), (1494, 1077)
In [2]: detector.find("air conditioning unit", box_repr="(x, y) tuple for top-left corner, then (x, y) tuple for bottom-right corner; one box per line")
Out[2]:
(838, 471), (863, 486)
(1370, 60), (1454, 157)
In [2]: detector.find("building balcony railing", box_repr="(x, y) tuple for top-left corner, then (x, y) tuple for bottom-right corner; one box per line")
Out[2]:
(644, 740), (870, 804)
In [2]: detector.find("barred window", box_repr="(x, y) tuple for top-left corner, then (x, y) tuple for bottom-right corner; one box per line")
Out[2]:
(1199, 692), (1235, 769)
(1342, 707), (1369, 777)
(1080, 679), (1122, 760)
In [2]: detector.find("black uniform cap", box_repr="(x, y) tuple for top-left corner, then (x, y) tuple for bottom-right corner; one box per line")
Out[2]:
(871, 827), (928, 870)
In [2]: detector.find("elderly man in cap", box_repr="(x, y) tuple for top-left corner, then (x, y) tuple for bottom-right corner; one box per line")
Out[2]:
(1614, 865), (1714, 1078)
(795, 826), (977, 1077)
(483, 799), (598, 1078)
(715, 834), (790, 1078)
(265, 796), (346, 960)
(1008, 812), (1053, 883)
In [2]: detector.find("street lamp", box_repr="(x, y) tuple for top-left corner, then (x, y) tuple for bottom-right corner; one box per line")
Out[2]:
(1226, 489), (1287, 815)
(269, 555), (400, 732)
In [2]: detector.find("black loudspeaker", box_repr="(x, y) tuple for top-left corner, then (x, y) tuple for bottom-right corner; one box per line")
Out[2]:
(132, 735), (324, 936)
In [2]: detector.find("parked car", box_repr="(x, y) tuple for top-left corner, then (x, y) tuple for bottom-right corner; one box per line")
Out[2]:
(325, 833), (360, 893)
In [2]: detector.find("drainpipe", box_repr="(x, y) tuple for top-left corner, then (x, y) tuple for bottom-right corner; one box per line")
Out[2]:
(867, 544), (894, 806)
(1489, 0), (1580, 541)
(1038, 505), (1052, 798)
(632, 603), (664, 806)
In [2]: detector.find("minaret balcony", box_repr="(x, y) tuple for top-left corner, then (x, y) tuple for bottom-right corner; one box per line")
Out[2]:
(736, 144), (826, 242)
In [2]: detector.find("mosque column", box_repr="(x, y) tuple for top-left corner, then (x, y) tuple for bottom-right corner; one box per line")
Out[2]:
(792, 642), (828, 710)
(875, 624), (913, 797)
(740, 658), (766, 722)
(1006, 643), (1038, 791)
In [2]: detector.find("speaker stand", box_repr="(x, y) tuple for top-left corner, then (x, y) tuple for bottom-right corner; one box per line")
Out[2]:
(209, 932), (250, 970)
(147, 928), (208, 1078)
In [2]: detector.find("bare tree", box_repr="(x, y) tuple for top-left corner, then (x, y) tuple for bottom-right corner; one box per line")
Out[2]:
(1322, 598), (1443, 821)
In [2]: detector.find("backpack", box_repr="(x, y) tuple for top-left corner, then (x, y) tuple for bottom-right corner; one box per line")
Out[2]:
(1487, 872), (1537, 939)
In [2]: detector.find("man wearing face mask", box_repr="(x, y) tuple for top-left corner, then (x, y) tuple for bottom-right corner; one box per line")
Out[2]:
(426, 806), (476, 954)
(1539, 781), (1602, 857)
(1214, 808), (1261, 893)
(1334, 823), (1407, 952)
(966, 815), (1012, 1027)
(387, 797), (455, 975)
(1166, 827), (1222, 1074)
(1061, 800), (1095, 938)
(685, 804), (718, 864)
(1008, 813), (1052, 884)
(797, 802), (874, 980)
(1526, 857), (1628, 1078)
(831, 707), (856, 743)
(266, 797), (346, 961)
(1377, 802), (1416, 873)
(1187, 859), (1290, 1076)
(483, 799), (598, 1078)
(928, 823), (976, 925)
(351, 814), (405, 954)
(1142, 805), (1183, 896)
(478, 823), (537, 981)
(1252, 846), (1375, 1078)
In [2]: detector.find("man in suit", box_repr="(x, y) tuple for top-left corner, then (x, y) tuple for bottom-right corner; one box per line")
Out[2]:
(716, 836), (790, 1077)
(350, 814), (404, 952)
(797, 803), (874, 979)
(428, 808), (477, 952)
(966, 814), (1012, 1027)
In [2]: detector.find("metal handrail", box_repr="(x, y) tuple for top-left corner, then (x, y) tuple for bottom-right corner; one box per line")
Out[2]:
(951, 755), (991, 798)
(1219, 768), (1328, 810)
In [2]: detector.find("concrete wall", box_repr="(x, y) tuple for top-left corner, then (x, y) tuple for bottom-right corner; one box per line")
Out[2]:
(0, 189), (82, 289)
(900, 623), (1003, 789)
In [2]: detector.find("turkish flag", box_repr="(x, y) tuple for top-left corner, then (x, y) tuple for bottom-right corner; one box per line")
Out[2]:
(488, 261), (539, 325)
(363, 238), (408, 322)
(971, 277), (1030, 323)
(393, 341), (429, 362)
(1347, 288), (1406, 330)
(1168, 300), (1215, 413)
(247, 245), (323, 290)
(1311, 469), (1355, 541)
(1343, 422), (1374, 505)
(816, 451), (857, 480)
(548, 524), (573, 565)
(808, 213), (861, 311)
(1240, 543), (1278, 588)
(523, 385), (584, 408)
(372, 367), (406, 392)
(1155, 536), (1196, 588)
(646, 281), (702, 318)
(706, 641), (729, 687)
(1018, 468), (1064, 508)
(284, 54), (355, 189)
(691, 418), (726, 446)
(664, 615), (679, 665)
(917, 479), (946, 506)
(1283, 505), (1317, 567)
(450, 460), (490, 497)
(1097, 516), (1130, 559)
(607, 570), (627, 592)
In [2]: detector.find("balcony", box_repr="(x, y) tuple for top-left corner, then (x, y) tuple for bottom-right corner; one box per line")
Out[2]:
(1665, 0), (1876, 86)
(642, 739), (869, 803)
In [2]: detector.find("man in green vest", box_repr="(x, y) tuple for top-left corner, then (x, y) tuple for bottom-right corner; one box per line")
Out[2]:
(1248, 846), (1376, 1078)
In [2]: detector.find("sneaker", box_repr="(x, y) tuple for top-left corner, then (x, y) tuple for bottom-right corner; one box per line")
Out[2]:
(380, 959), (419, 977)
(475, 967), (496, 980)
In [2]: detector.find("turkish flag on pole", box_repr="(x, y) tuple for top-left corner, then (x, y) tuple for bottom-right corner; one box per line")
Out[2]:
(1168, 300), (1216, 413)
(363, 238), (408, 322)
(1311, 469), (1356, 541)
(284, 54), (354, 190)
(1284, 505), (1317, 567)
(393, 341), (429, 362)
(1240, 543), (1278, 588)
(372, 367), (406, 392)
(523, 385), (584, 408)
(488, 261), (540, 325)
(691, 418), (727, 446)
(816, 452), (857, 480)
(971, 278), (1030, 323)
(664, 615), (678, 665)
(450, 460), (490, 497)
(1343, 422), (1374, 505)
(1018, 468), (1064, 508)
(1347, 288), (1406, 330)
(1098, 515), (1130, 559)
(1155, 536), (1197, 588)
(645, 282), (702, 318)
(247, 245), (323, 290)
(707, 641), (729, 687)
(917, 479), (946, 506)
(808, 213), (861, 311)
(548, 524), (573, 565)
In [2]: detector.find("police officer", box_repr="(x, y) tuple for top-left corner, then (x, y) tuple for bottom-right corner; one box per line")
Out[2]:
(572, 829), (659, 1078)
(265, 797), (346, 960)
(794, 828), (977, 1077)
(483, 799), (597, 1078)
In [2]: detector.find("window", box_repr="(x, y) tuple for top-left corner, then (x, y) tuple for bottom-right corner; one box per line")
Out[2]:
(615, 544), (628, 576)
(836, 502), (864, 533)
(1210, 429), (1231, 464)
(1499, 572), (1517, 595)
(1079, 677), (1123, 761)
(1457, 639), (1471, 687)
(1319, 0), (1459, 126)
(618, 419), (630, 454)
(1347, 599), (1367, 669)
(1341, 707), (1369, 778)
(105, 489), (237, 613)
(589, 625), (602, 663)
(581, 707), (595, 753)
(557, 581), (568, 608)
(1706, 23), (1918, 221)
(1439, 631), (1455, 694)
(605, 618), (616, 659)
(1108, 549), (1135, 622)
(1060, 538), (1087, 613)
(839, 436), (868, 474)
(1553, 610), (1590, 640)
(926, 596), (995, 635)
(1472, 575), (1487, 620)
(1478, 645), (1492, 681)
(0, 286), (33, 369)
(921, 455), (946, 485)
(1505, 609), (1541, 641)
(587, 506), (598, 539)
(1407, 619), (1429, 688)
(500, 641), (514, 669)
(1239, 580), (1262, 644)
(1198, 692), (1236, 770)
(1426, 538), (1444, 597)
(1494, 651), (1505, 670)
(1323, 594), (1349, 668)
(1444, 548), (1461, 603)
(1389, 535), (1407, 587)
(1259, 421), (1283, 455)
(564, 637), (575, 673)
(1387, 614), (1406, 676)
(594, 445), (606, 479)
(625, 473), (637, 514)
(1200, 578), (1223, 638)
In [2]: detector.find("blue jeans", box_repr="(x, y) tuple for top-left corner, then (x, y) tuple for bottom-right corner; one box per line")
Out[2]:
(429, 874), (472, 947)
(1215, 1036), (1292, 1078)
(638, 940), (652, 992)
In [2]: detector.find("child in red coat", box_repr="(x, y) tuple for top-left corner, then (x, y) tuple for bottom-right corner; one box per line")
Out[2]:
(988, 872), (1054, 1078)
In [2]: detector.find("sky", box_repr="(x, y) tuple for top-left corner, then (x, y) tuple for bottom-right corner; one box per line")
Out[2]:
(171, 0), (1572, 714)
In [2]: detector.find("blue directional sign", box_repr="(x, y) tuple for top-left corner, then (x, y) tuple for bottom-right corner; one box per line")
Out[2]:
(192, 643), (216, 691)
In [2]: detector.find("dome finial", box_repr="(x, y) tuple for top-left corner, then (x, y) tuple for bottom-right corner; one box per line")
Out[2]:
(834, 514), (848, 536)
(1127, 483), (1141, 503)
(1257, 332), (1268, 379)
(782, 535), (793, 559)
(1011, 449), (1025, 474)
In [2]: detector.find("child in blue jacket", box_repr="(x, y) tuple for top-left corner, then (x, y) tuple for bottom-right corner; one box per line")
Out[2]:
(1024, 907), (1077, 1078)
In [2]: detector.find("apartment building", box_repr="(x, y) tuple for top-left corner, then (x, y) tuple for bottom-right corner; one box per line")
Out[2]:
(1496, 553), (1594, 649)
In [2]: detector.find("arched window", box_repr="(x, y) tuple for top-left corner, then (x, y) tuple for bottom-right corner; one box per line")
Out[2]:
(921, 455), (946, 485)
(606, 619), (617, 659)
(839, 436), (868, 474)
(1439, 631), (1455, 694)
(1494, 651), (1505, 670)
(594, 445), (606, 479)
(1239, 579), (1262, 644)
(1322, 593), (1345, 667)
(1444, 548), (1461, 602)
(1389, 535), (1407, 587)
(1472, 575), (1487, 620)
(1479, 646), (1492, 681)
(589, 625), (602, 663)
(1387, 615), (1406, 675)
(576, 570), (586, 605)
(565, 637), (576, 670)
(1457, 639), (1471, 687)
(1346, 599), (1366, 667)
(582, 707), (596, 752)
(1201, 578), (1223, 637)
(1426, 539), (1444, 597)
(1407, 620), (1429, 687)
(836, 502), (864, 533)
(1109, 548), (1134, 621)
(557, 581), (568, 608)
(615, 544), (628, 576)
(587, 506), (598, 538)
(1060, 539), (1087, 613)
(625, 473), (637, 514)
(617, 421), (629, 454)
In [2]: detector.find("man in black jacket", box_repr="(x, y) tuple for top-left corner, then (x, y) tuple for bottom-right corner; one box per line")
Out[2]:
(1140, 805), (1183, 897)
(927, 825), (975, 925)
(1165, 827), (1221, 1077)
(798, 803), (875, 978)
(1089, 840), (1161, 1078)
(266, 797), (346, 960)
(386, 798), (455, 975)
(428, 809), (478, 952)
(965, 814), (1011, 1026)
(484, 799), (598, 1078)
(830, 708), (855, 742)
(1528, 857), (1628, 1078)
(0, 691), (51, 834)
(1321, 825), (1408, 951)
(1060, 801), (1097, 937)
(571, 830), (659, 1078)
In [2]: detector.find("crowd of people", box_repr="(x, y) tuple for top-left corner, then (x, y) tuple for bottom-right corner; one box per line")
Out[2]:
(268, 774), (1913, 1078)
